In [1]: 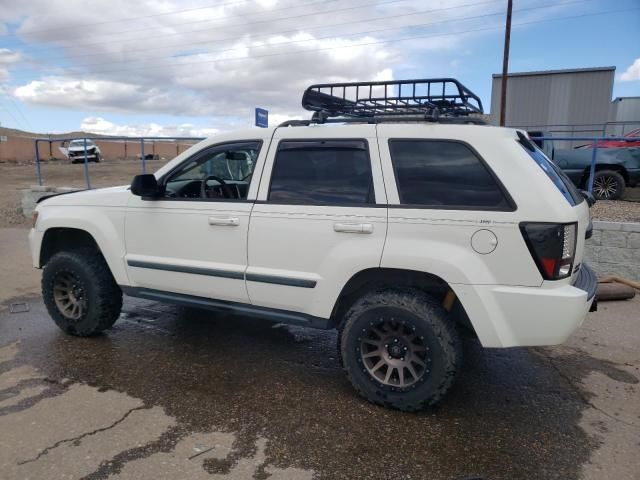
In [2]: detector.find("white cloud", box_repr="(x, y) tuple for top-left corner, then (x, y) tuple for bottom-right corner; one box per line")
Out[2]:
(14, 77), (212, 115)
(80, 116), (219, 137)
(8, 0), (501, 126)
(620, 58), (640, 82)
(3, 0), (565, 131)
(0, 48), (21, 82)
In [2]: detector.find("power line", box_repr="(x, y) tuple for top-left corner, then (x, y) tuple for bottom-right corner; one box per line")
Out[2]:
(66, 0), (588, 71)
(71, 1), (610, 76)
(54, 6), (637, 78)
(0, 85), (33, 131)
(5, 0), (261, 37)
(18, 0), (588, 64)
(0, 101), (26, 130)
(16, 0), (405, 56)
(39, 0), (506, 66)
(12, 0), (358, 47)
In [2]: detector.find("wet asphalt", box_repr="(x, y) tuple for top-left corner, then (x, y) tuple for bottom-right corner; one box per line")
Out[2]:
(0, 295), (635, 480)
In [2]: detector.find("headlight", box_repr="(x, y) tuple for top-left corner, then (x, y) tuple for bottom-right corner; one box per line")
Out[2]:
(32, 211), (39, 228)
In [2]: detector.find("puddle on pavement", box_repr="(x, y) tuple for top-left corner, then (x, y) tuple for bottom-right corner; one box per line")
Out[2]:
(1, 295), (626, 479)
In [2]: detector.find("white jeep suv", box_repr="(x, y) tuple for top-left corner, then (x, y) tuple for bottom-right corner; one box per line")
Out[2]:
(29, 79), (597, 410)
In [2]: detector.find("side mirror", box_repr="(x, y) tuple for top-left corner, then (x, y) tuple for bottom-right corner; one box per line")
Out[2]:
(581, 189), (596, 207)
(131, 174), (159, 197)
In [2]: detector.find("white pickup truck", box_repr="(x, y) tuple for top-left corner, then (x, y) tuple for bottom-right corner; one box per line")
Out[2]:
(28, 79), (597, 410)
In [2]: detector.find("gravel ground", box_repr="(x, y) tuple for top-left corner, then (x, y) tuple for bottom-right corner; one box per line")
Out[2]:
(1, 161), (639, 226)
(0, 159), (167, 228)
(591, 197), (640, 223)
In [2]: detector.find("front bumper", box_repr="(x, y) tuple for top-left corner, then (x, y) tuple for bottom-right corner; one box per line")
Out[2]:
(69, 151), (98, 160)
(453, 264), (598, 348)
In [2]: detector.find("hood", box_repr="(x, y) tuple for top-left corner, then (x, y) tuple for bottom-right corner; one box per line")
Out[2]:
(38, 185), (130, 207)
(68, 145), (96, 152)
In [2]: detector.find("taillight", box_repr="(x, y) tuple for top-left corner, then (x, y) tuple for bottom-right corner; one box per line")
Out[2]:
(520, 222), (577, 280)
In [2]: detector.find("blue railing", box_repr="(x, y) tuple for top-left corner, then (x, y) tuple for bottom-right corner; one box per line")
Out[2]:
(34, 136), (205, 189)
(34, 134), (637, 193)
(525, 136), (637, 193)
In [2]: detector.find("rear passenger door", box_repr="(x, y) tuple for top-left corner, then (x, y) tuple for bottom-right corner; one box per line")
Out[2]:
(247, 126), (387, 319)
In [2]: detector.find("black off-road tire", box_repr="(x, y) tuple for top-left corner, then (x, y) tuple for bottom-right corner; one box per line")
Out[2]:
(592, 170), (625, 200)
(339, 289), (462, 411)
(42, 248), (122, 336)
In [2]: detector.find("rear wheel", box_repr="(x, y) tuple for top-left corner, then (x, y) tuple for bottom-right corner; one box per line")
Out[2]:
(339, 289), (462, 411)
(42, 248), (122, 336)
(592, 170), (625, 200)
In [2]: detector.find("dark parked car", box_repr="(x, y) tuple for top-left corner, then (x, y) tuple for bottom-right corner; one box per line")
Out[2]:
(529, 131), (640, 200)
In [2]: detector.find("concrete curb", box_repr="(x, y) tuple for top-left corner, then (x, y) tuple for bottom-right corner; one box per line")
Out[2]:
(592, 220), (640, 233)
(20, 186), (81, 218)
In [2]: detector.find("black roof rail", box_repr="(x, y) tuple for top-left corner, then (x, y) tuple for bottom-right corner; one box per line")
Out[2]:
(278, 116), (487, 127)
(301, 78), (483, 121)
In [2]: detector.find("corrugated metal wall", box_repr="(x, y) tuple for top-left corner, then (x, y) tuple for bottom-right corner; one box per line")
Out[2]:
(609, 97), (640, 135)
(490, 67), (615, 130)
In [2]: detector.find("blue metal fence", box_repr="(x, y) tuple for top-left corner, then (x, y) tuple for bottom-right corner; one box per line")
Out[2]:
(34, 136), (205, 189)
(34, 134), (637, 193)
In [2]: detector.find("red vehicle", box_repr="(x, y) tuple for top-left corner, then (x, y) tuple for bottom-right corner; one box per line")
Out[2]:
(578, 128), (640, 149)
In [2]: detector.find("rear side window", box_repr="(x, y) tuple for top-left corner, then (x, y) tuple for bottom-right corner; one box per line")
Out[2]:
(517, 132), (583, 206)
(268, 140), (373, 205)
(388, 140), (513, 210)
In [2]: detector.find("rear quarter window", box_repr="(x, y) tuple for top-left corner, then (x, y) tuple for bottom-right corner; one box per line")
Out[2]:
(517, 132), (584, 206)
(388, 139), (514, 210)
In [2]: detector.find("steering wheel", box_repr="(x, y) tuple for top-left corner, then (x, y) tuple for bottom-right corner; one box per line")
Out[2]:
(200, 175), (232, 199)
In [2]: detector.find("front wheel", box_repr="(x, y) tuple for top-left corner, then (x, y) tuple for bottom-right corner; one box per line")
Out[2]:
(339, 289), (462, 411)
(592, 170), (625, 200)
(42, 248), (122, 336)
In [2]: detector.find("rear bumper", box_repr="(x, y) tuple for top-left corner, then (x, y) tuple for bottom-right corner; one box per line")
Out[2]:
(453, 264), (598, 348)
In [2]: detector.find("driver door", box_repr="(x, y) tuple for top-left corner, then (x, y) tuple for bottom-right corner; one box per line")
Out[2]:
(124, 140), (264, 303)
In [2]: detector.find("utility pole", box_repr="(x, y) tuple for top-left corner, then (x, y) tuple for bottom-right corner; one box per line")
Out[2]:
(499, 0), (513, 127)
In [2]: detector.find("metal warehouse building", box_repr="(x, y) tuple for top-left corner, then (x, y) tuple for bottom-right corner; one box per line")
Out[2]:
(490, 66), (616, 134)
(610, 96), (640, 132)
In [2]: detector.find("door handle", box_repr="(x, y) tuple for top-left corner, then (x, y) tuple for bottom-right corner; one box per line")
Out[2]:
(333, 222), (373, 234)
(208, 216), (240, 226)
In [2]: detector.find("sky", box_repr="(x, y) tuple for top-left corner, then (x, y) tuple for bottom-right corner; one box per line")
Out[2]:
(0, 0), (638, 136)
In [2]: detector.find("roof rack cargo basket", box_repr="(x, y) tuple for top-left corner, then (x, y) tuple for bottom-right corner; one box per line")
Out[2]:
(302, 78), (483, 120)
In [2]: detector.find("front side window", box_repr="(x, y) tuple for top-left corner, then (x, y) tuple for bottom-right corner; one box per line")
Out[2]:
(268, 140), (373, 205)
(389, 139), (513, 210)
(163, 141), (261, 200)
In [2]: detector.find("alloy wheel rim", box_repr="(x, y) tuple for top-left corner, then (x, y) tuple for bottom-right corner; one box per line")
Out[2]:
(359, 318), (430, 388)
(593, 175), (617, 199)
(53, 271), (87, 320)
